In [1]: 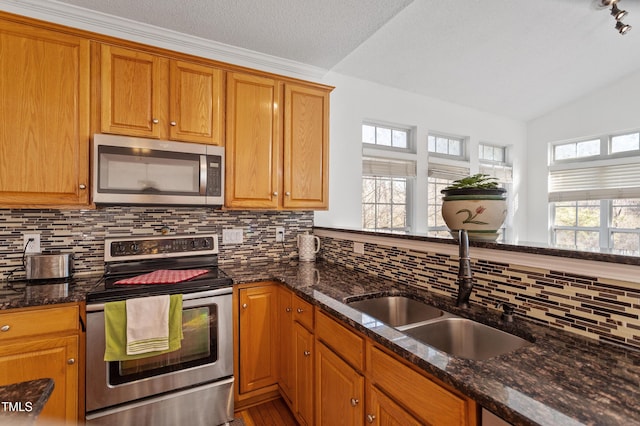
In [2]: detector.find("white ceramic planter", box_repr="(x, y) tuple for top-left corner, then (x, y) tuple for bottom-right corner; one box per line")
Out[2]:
(441, 189), (507, 241)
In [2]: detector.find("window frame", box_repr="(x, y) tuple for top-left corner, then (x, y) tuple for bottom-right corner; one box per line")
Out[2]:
(362, 122), (415, 153)
(427, 132), (467, 160)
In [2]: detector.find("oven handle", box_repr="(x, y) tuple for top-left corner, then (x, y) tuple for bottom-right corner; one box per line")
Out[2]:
(85, 286), (232, 312)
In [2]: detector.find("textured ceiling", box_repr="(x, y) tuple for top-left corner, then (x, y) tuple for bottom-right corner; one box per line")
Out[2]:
(14, 0), (640, 120)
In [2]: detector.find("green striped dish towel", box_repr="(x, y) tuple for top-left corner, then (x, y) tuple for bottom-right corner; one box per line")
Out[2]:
(104, 294), (183, 362)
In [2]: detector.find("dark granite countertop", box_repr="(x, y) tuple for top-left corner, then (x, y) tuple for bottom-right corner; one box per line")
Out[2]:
(2, 261), (639, 425)
(0, 274), (101, 310)
(221, 260), (640, 426)
(0, 378), (54, 425)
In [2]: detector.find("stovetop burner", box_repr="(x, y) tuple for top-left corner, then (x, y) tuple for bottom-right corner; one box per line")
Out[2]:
(86, 234), (232, 303)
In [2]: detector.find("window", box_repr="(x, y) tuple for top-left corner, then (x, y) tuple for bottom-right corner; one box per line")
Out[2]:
(549, 131), (640, 254)
(479, 143), (506, 163)
(427, 134), (465, 159)
(362, 123), (416, 232)
(363, 123), (410, 150)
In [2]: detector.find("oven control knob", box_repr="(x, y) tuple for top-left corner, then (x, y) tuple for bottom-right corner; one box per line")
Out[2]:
(202, 239), (210, 248)
(130, 243), (139, 253)
(115, 243), (125, 253)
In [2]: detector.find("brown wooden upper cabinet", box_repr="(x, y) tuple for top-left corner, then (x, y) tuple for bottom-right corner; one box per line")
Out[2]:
(99, 44), (223, 145)
(226, 72), (330, 210)
(0, 19), (90, 207)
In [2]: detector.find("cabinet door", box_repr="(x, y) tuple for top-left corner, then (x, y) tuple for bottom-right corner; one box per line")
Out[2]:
(0, 335), (78, 424)
(238, 285), (279, 393)
(226, 72), (280, 208)
(366, 384), (422, 426)
(0, 20), (89, 206)
(294, 322), (314, 425)
(278, 286), (294, 403)
(169, 60), (223, 145)
(316, 342), (364, 426)
(283, 84), (329, 209)
(100, 44), (166, 138)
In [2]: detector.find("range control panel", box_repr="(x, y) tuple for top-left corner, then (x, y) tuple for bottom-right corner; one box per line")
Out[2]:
(105, 234), (218, 261)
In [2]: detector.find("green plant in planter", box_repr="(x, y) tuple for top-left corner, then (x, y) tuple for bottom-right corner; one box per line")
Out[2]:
(440, 174), (507, 241)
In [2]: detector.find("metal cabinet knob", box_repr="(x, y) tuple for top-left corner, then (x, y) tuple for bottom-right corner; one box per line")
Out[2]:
(152, 118), (159, 124)
(170, 121), (177, 126)
(67, 358), (75, 365)
(285, 307), (292, 312)
(79, 184), (86, 190)
(0, 325), (9, 332)
(242, 303), (248, 309)
(367, 414), (376, 423)
(350, 398), (359, 407)
(303, 351), (311, 357)
(272, 191), (278, 196)
(285, 191), (291, 196)
(296, 308), (304, 314)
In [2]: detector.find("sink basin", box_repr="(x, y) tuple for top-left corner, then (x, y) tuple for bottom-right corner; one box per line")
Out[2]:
(347, 296), (443, 327)
(402, 317), (531, 360)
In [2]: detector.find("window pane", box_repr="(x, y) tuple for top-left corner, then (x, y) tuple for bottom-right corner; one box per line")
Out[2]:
(576, 231), (599, 251)
(576, 139), (600, 157)
(362, 178), (376, 203)
(376, 204), (391, 228)
(612, 232), (640, 253)
(376, 127), (391, 146)
(392, 179), (406, 203)
(392, 205), (406, 228)
(554, 143), (575, 160)
(362, 203), (376, 229)
(612, 199), (640, 228)
(376, 179), (391, 203)
(428, 136), (435, 152)
(577, 203), (599, 227)
(554, 203), (576, 226)
(436, 137), (448, 153)
(494, 147), (505, 162)
(555, 230), (576, 247)
(362, 124), (376, 144)
(611, 133), (639, 153)
(392, 130), (407, 148)
(449, 139), (461, 156)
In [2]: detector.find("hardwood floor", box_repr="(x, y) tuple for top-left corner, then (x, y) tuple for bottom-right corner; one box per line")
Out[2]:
(235, 398), (298, 426)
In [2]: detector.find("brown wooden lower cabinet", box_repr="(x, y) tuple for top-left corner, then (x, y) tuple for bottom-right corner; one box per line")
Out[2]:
(236, 283), (479, 425)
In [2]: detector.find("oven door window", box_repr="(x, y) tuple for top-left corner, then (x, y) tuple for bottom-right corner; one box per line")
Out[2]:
(108, 305), (218, 385)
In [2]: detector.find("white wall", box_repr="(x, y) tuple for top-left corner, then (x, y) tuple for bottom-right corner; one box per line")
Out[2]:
(526, 69), (640, 242)
(315, 72), (528, 240)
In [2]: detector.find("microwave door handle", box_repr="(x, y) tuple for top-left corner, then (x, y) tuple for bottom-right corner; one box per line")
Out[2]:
(200, 155), (207, 195)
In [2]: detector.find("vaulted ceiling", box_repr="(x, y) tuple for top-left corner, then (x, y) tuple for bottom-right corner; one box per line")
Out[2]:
(5, 0), (640, 121)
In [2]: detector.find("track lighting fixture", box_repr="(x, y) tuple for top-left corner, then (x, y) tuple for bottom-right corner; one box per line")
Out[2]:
(597, 0), (632, 35)
(616, 20), (632, 34)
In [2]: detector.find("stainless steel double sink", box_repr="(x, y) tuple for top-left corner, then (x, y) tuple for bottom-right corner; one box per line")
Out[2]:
(347, 296), (531, 360)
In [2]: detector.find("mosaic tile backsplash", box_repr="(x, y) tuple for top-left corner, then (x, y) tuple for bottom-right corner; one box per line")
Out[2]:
(0, 207), (312, 279)
(319, 235), (640, 352)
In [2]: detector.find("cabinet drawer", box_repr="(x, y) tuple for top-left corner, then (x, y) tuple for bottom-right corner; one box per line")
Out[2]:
(293, 295), (314, 330)
(316, 310), (364, 371)
(0, 305), (78, 341)
(367, 343), (472, 426)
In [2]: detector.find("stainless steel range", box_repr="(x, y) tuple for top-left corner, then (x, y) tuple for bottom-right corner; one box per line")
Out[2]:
(85, 234), (234, 426)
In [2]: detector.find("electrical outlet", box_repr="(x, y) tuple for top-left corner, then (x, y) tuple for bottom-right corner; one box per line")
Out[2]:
(222, 228), (243, 245)
(23, 233), (41, 253)
(353, 241), (365, 254)
(275, 227), (285, 242)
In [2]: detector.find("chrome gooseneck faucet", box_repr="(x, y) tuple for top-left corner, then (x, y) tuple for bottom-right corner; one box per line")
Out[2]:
(456, 229), (474, 308)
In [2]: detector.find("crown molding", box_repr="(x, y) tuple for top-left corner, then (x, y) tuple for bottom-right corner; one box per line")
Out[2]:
(0, 0), (328, 81)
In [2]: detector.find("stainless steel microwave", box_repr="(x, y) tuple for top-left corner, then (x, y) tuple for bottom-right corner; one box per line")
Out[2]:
(92, 134), (224, 206)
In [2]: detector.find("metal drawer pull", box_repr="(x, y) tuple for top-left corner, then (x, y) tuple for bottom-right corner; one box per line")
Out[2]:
(350, 398), (359, 407)
(67, 358), (75, 365)
(285, 307), (292, 312)
(0, 325), (9, 332)
(79, 184), (87, 189)
(297, 308), (304, 313)
(303, 351), (311, 357)
(170, 121), (177, 126)
(152, 118), (159, 124)
(367, 414), (376, 423)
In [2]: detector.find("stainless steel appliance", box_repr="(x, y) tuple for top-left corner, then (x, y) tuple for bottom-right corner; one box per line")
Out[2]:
(92, 134), (225, 206)
(85, 234), (234, 426)
(25, 252), (73, 280)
